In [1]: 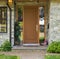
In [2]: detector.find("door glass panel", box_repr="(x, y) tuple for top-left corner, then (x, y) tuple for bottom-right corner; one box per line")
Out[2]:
(39, 7), (45, 45)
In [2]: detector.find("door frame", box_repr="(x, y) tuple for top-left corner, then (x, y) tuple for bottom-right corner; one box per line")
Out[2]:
(14, 3), (48, 46)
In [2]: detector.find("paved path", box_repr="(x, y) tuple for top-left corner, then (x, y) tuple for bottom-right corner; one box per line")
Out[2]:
(0, 50), (46, 59)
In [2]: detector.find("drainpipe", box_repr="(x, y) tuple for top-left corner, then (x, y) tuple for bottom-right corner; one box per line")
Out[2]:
(6, 0), (12, 43)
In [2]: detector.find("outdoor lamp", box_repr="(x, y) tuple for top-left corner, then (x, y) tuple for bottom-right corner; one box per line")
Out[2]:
(8, 0), (13, 5)
(8, 0), (12, 3)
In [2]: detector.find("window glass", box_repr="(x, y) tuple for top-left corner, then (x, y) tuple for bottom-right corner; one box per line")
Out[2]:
(0, 7), (7, 33)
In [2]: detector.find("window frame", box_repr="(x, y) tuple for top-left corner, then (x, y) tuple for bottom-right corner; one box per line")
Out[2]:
(0, 7), (7, 33)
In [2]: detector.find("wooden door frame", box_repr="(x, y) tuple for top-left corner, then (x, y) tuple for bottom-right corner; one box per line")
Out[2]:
(14, 5), (47, 46)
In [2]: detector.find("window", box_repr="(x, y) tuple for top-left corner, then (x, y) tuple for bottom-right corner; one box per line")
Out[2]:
(0, 7), (7, 33)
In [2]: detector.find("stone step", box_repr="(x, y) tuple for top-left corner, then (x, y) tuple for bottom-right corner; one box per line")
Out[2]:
(12, 46), (47, 50)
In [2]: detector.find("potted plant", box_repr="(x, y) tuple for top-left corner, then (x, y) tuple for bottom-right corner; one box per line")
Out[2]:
(39, 37), (44, 45)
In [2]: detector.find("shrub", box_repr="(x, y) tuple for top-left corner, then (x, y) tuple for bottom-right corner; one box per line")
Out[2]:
(14, 22), (21, 45)
(1, 40), (12, 51)
(39, 37), (44, 42)
(45, 55), (60, 59)
(47, 41), (60, 53)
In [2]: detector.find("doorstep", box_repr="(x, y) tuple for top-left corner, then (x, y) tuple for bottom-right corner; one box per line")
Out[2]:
(12, 46), (48, 50)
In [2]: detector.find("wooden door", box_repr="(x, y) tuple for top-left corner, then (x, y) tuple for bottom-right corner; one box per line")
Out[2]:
(23, 6), (39, 45)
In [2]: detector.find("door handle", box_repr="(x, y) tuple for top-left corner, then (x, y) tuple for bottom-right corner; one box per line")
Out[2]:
(36, 25), (38, 32)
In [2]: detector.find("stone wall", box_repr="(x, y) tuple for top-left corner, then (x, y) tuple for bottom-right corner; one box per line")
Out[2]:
(0, 3), (10, 46)
(49, 1), (60, 43)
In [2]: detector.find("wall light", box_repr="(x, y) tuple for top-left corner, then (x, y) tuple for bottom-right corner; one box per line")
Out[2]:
(8, 0), (12, 3)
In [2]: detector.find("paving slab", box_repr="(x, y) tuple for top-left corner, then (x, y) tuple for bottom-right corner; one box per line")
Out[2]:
(0, 50), (46, 59)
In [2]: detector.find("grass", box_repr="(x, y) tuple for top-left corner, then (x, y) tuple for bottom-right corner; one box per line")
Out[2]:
(45, 55), (60, 59)
(0, 54), (20, 59)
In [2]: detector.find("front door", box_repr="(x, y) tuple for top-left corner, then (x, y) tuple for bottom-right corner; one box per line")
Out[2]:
(23, 6), (39, 45)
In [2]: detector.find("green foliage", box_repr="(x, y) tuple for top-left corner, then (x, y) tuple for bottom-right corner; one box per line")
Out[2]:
(47, 41), (60, 53)
(14, 21), (21, 45)
(18, 8), (22, 17)
(14, 22), (20, 36)
(40, 37), (44, 40)
(1, 40), (11, 51)
(39, 37), (44, 42)
(0, 54), (20, 59)
(45, 55), (60, 59)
